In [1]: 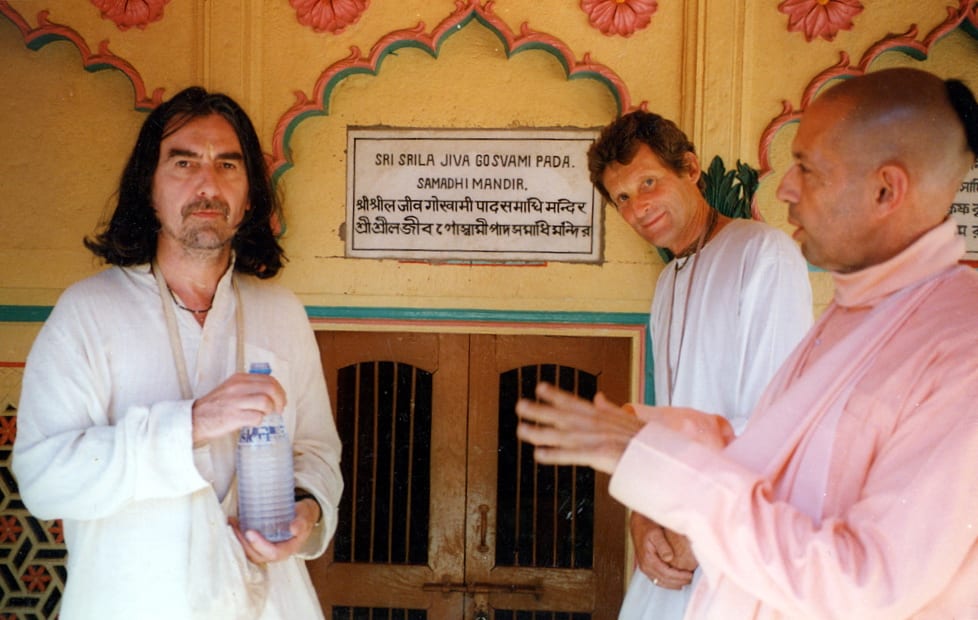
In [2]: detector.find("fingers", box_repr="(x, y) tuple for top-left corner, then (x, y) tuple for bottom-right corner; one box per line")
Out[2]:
(639, 555), (695, 590)
(632, 520), (695, 589)
(663, 529), (699, 572)
(593, 391), (620, 415)
(515, 383), (641, 474)
(232, 371), (288, 414)
(629, 512), (663, 556)
(515, 383), (595, 428)
(645, 521), (675, 563)
(229, 517), (302, 565)
(514, 383), (595, 453)
(289, 498), (319, 541)
(192, 373), (287, 443)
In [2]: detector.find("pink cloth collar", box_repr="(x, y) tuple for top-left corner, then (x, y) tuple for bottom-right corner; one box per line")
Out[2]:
(832, 219), (964, 308)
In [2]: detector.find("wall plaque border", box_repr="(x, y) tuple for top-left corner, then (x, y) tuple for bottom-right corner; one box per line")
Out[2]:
(346, 127), (603, 263)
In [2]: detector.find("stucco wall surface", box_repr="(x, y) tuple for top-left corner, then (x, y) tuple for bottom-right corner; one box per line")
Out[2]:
(1, 0), (975, 353)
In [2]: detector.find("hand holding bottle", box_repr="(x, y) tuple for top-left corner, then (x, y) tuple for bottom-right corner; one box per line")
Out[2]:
(230, 496), (321, 564)
(191, 370), (287, 444)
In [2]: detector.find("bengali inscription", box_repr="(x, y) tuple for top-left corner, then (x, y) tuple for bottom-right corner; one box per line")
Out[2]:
(346, 128), (602, 262)
(951, 159), (978, 262)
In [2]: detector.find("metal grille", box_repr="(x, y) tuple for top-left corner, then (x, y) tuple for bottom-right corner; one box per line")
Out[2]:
(333, 361), (432, 565)
(495, 364), (596, 569)
(332, 607), (427, 620)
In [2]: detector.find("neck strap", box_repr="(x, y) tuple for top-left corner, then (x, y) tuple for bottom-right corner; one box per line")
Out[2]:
(152, 260), (245, 400)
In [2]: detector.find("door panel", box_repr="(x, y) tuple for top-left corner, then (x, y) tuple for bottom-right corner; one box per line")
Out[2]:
(466, 335), (628, 618)
(313, 332), (468, 617)
(310, 331), (630, 619)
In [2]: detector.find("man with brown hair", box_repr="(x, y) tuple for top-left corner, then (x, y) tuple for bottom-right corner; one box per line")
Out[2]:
(587, 110), (811, 618)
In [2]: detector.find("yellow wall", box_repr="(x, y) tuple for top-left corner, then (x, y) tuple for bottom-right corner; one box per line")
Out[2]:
(2, 0), (976, 358)
(1, 1), (976, 614)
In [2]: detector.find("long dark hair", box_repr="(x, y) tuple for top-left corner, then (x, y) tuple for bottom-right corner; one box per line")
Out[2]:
(84, 87), (284, 277)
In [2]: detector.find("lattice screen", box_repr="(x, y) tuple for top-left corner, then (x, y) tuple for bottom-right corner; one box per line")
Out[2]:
(0, 366), (66, 619)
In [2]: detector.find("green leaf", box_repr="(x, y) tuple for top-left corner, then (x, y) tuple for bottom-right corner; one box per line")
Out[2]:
(702, 155), (759, 220)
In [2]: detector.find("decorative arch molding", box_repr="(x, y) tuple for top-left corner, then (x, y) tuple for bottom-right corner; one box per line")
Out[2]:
(0, 2), (165, 111)
(269, 0), (638, 182)
(758, 0), (978, 179)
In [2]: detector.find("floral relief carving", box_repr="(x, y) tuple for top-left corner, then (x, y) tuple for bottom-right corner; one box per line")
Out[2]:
(778, 0), (863, 42)
(580, 0), (657, 37)
(291, 0), (369, 34)
(760, 0), (976, 178)
(90, 0), (170, 31)
(271, 0), (638, 181)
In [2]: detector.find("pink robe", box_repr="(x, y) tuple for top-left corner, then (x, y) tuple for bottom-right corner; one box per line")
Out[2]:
(611, 220), (978, 618)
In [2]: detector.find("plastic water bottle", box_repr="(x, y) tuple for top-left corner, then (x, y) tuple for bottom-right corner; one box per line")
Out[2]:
(236, 362), (295, 541)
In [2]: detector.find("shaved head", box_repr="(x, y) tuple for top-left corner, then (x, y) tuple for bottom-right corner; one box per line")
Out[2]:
(813, 68), (975, 219)
(778, 68), (978, 272)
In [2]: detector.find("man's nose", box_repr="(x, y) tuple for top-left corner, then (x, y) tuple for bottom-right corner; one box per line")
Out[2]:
(776, 165), (799, 203)
(195, 164), (220, 197)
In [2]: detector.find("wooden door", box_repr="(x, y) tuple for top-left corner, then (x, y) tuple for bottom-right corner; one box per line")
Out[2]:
(309, 331), (630, 620)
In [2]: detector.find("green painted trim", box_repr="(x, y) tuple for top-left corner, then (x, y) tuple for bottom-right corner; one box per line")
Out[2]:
(0, 304), (648, 327)
(304, 306), (648, 325)
(1, 302), (657, 409)
(0, 306), (51, 322)
(644, 328), (656, 406)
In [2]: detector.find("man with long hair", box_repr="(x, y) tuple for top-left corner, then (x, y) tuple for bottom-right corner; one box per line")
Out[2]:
(13, 87), (342, 618)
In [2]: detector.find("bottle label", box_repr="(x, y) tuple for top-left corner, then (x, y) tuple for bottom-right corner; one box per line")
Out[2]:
(239, 423), (287, 444)
(249, 362), (272, 375)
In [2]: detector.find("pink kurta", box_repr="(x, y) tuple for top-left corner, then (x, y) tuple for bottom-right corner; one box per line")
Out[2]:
(610, 220), (978, 618)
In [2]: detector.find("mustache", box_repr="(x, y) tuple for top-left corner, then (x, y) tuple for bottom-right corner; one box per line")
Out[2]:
(182, 198), (230, 219)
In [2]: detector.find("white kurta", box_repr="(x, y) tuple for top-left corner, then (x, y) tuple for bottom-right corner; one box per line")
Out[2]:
(13, 263), (343, 619)
(619, 218), (812, 619)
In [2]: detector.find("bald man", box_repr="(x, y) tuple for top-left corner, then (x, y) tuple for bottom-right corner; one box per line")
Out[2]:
(516, 67), (978, 618)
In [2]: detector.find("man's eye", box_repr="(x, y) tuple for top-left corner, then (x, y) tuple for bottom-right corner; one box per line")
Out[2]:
(643, 178), (654, 187)
(221, 161), (238, 170)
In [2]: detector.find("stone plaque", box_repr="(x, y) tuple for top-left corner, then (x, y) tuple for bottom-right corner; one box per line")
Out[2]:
(346, 127), (603, 262)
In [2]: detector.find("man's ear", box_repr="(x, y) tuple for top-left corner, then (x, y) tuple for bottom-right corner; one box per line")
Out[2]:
(683, 151), (702, 183)
(874, 163), (909, 217)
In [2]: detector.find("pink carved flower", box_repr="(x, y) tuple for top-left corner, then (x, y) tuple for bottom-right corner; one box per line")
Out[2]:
(90, 0), (170, 31)
(581, 0), (658, 37)
(291, 0), (370, 34)
(778, 0), (863, 42)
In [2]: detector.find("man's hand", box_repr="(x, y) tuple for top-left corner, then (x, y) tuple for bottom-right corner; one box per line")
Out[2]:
(230, 497), (321, 564)
(192, 372), (287, 443)
(630, 512), (696, 589)
(515, 383), (644, 474)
